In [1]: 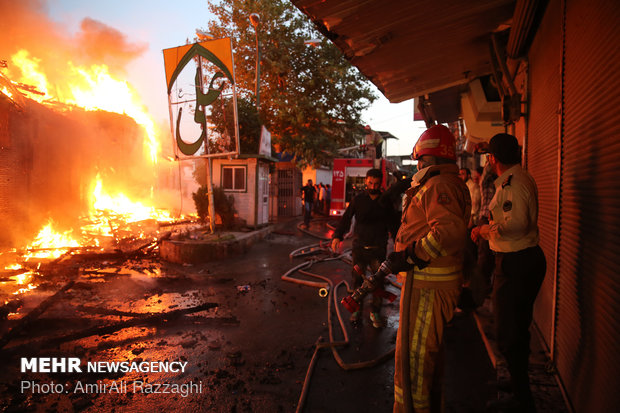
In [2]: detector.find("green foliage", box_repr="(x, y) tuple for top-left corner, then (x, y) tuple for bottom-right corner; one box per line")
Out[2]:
(193, 159), (206, 185)
(210, 96), (261, 155)
(203, 0), (377, 166)
(192, 185), (237, 229)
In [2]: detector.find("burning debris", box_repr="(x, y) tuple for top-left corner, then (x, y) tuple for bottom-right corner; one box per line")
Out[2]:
(0, 3), (311, 412)
(0, 0), (206, 306)
(1, 0), (200, 251)
(0, 61), (202, 350)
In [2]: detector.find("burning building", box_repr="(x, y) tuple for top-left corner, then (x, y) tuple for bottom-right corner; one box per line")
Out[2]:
(0, 81), (148, 247)
(0, 1), (184, 251)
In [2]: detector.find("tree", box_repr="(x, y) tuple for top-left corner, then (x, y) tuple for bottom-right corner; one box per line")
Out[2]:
(209, 95), (261, 155)
(193, 185), (237, 229)
(203, 0), (377, 166)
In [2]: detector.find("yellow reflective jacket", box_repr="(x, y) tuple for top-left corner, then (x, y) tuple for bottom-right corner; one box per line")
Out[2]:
(395, 163), (471, 288)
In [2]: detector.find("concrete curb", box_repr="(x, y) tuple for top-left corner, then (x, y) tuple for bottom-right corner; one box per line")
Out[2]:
(160, 226), (273, 264)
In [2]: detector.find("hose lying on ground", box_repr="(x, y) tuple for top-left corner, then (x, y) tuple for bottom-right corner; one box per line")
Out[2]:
(283, 220), (399, 413)
(296, 218), (332, 240)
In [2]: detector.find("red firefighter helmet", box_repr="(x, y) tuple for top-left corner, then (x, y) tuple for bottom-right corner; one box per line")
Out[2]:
(412, 124), (457, 161)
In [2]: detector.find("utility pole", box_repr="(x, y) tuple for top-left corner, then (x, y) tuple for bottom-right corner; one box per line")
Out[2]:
(250, 13), (262, 229)
(249, 13), (261, 111)
(195, 32), (217, 234)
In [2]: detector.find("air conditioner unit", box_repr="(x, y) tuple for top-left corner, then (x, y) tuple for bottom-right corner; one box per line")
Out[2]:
(460, 77), (504, 151)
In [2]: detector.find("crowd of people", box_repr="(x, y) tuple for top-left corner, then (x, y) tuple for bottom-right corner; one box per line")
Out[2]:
(318, 125), (545, 412)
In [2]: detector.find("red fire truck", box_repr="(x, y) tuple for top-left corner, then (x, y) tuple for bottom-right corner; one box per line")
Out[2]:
(329, 157), (398, 216)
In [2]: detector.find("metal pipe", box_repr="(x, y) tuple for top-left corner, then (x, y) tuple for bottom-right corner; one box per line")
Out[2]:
(491, 33), (518, 96)
(197, 55), (216, 233)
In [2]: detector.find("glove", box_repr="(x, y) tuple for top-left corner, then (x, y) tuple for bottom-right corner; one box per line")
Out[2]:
(386, 242), (430, 272)
(385, 250), (415, 273)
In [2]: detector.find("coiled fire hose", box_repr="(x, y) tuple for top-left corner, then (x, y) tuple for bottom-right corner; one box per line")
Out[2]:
(282, 223), (399, 412)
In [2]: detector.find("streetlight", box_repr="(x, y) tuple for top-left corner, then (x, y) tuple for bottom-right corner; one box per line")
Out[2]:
(304, 39), (321, 47)
(196, 30), (215, 41)
(249, 13), (261, 110)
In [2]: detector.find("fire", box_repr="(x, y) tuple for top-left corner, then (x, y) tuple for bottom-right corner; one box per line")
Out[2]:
(25, 220), (80, 260)
(67, 63), (159, 164)
(90, 175), (174, 224)
(7, 49), (159, 163)
(2, 46), (191, 273)
(11, 177), (178, 263)
(2, 263), (37, 299)
(2, 86), (13, 99)
(0, 11), (196, 306)
(10, 50), (48, 96)
(14, 271), (33, 286)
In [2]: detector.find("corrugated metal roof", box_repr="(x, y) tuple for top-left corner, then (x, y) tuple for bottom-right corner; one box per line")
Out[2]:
(292, 0), (516, 103)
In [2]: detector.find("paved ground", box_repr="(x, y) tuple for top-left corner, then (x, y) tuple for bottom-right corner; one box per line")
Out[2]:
(0, 217), (569, 412)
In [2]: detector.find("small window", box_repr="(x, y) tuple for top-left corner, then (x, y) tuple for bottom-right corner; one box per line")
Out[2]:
(222, 166), (246, 191)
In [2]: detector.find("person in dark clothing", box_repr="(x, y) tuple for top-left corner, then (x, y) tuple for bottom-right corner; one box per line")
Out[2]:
(381, 171), (412, 227)
(331, 168), (398, 328)
(324, 184), (332, 215)
(301, 179), (317, 228)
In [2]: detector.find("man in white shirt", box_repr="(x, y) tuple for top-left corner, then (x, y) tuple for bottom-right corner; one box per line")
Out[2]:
(471, 133), (546, 412)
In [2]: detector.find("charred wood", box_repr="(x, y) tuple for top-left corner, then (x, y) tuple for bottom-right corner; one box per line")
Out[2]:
(2, 302), (218, 356)
(0, 281), (75, 349)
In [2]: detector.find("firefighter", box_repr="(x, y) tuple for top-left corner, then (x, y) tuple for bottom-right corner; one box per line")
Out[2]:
(471, 133), (546, 412)
(391, 124), (471, 412)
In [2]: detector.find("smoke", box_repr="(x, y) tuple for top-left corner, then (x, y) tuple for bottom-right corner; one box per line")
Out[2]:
(0, 0), (65, 58)
(76, 18), (147, 70)
(0, 0), (185, 247)
(0, 0), (146, 80)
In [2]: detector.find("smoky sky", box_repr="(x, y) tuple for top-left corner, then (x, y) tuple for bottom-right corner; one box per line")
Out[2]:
(0, 0), (147, 75)
(76, 17), (147, 68)
(0, 0), (181, 246)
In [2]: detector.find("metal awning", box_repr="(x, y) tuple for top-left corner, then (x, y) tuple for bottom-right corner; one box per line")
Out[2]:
(292, 0), (516, 103)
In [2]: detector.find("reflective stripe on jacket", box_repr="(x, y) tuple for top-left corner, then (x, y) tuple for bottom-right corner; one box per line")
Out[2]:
(395, 163), (470, 286)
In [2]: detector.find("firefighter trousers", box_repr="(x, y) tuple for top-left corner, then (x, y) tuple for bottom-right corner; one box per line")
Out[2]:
(394, 281), (460, 413)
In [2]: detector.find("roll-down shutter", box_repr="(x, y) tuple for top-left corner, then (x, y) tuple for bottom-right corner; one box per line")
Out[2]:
(555, 0), (620, 411)
(526, 0), (561, 350)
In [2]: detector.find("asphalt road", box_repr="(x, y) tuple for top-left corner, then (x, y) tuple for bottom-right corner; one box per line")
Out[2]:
(0, 218), (566, 412)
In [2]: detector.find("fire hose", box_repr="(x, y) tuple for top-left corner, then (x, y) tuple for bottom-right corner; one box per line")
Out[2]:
(282, 225), (400, 412)
(296, 219), (332, 240)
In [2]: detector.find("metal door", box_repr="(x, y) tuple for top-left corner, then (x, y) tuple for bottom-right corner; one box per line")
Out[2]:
(258, 163), (269, 225)
(277, 163), (302, 216)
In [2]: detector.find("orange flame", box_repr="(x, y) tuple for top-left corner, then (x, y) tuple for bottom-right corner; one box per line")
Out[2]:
(3, 47), (192, 265)
(89, 174), (175, 224)
(24, 220), (80, 260)
(1, 86), (13, 99)
(7, 49), (159, 163)
(10, 50), (48, 95)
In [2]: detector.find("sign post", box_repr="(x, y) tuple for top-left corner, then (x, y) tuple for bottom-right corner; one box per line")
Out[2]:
(163, 38), (239, 232)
